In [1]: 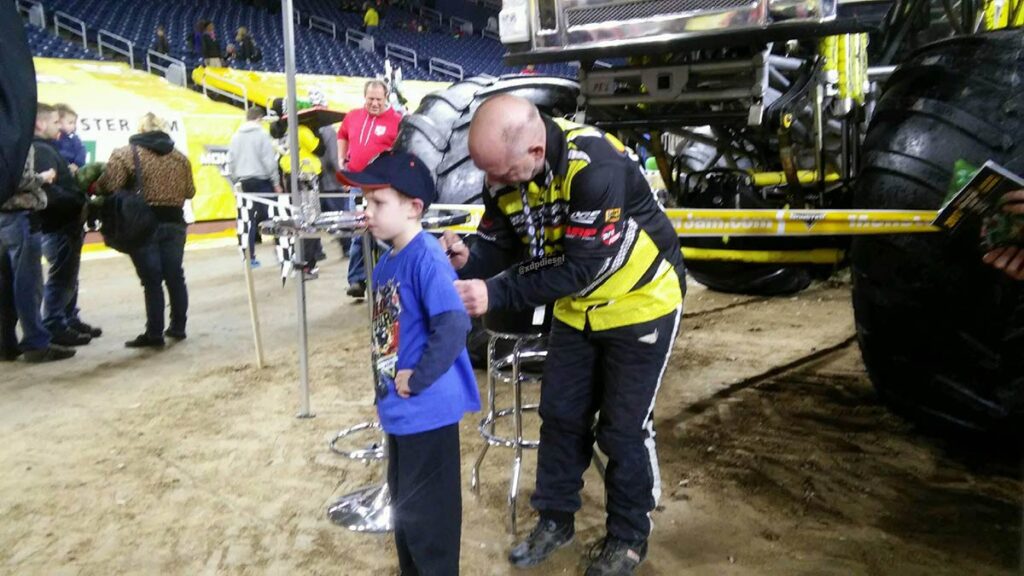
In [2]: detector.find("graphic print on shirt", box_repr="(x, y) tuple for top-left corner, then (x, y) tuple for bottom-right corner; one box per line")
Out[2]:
(372, 278), (401, 399)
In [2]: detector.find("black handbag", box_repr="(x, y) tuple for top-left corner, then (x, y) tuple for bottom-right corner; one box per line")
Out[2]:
(100, 146), (157, 253)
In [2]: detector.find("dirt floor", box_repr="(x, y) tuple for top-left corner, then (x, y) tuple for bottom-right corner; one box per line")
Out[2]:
(1, 239), (1021, 575)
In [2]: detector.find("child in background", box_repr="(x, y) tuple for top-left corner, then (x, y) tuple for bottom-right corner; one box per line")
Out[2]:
(339, 151), (480, 575)
(53, 104), (86, 175)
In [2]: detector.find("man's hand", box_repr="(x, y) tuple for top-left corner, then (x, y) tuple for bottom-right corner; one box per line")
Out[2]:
(1000, 190), (1024, 214)
(455, 279), (488, 316)
(394, 369), (413, 398)
(38, 169), (56, 185)
(69, 163), (79, 175)
(440, 230), (469, 270)
(981, 189), (1024, 281)
(273, 184), (283, 194)
(983, 245), (1024, 281)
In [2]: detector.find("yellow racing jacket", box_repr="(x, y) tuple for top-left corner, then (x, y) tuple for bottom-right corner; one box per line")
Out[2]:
(459, 116), (685, 331)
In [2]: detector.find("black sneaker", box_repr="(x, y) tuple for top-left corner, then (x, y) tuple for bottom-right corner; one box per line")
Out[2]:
(50, 328), (92, 347)
(23, 345), (76, 363)
(508, 518), (575, 569)
(125, 334), (165, 349)
(346, 281), (366, 298)
(69, 319), (102, 338)
(584, 538), (647, 576)
(164, 328), (187, 340)
(1, 349), (22, 362)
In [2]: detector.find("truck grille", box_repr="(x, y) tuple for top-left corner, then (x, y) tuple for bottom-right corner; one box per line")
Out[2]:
(565, 0), (756, 28)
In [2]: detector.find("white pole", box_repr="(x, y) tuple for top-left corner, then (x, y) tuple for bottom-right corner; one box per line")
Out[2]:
(241, 251), (266, 369)
(281, 0), (313, 418)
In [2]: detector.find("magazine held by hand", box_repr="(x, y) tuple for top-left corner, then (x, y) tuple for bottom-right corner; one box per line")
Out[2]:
(933, 160), (1024, 249)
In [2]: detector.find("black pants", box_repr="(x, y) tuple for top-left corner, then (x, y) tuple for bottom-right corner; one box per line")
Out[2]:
(387, 424), (462, 576)
(530, 307), (682, 542)
(239, 178), (272, 258)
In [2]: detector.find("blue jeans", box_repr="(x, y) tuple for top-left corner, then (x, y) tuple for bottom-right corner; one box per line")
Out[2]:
(0, 212), (50, 351)
(42, 223), (84, 333)
(129, 222), (188, 337)
(347, 190), (366, 285)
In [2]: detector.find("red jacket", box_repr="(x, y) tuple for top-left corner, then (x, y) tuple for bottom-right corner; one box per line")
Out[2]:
(338, 107), (402, 172)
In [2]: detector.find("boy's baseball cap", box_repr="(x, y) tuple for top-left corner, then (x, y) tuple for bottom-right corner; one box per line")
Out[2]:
(337, 151), (436, 209)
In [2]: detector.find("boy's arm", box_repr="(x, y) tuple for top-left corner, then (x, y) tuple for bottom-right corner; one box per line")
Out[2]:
(400, 257), (473, 395)
(407, 310), (471, 393)
(73, 136), (86, 168)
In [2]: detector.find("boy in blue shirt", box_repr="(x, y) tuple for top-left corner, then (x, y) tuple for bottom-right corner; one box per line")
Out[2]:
(340, 151), (480, 576)
(54, 104), (87, 174)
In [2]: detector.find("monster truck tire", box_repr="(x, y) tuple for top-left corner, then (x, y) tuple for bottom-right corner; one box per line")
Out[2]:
(393, 75), (580, 366)
(851, 29), (1024, 436)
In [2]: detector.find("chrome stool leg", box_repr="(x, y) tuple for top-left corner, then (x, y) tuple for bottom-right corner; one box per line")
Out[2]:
(326, 421), (393, 533)
(508, 337), (526, 535)
(474, 331), (544, 535)
(471, 335), (499, 495)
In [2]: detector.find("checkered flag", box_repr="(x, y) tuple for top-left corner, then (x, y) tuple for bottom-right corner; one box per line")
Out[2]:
(271, 195), (296, 285)
(235, 191), (253, 260)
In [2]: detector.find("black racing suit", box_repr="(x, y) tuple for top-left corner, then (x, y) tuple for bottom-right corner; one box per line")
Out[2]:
(459, 115), (686, 542)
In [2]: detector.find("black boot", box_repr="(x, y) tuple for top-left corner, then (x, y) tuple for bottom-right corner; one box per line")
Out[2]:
(584, 538), (647, 576)
(50, 328), (91, 347)
(125, 334), (165, 349)
(69, 319), (102, 337)
(507, 518), (575, 568)
(346, 280), (366, 298)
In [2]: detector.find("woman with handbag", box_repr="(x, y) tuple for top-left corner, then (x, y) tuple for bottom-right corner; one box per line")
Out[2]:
(94, 113), (195, 348)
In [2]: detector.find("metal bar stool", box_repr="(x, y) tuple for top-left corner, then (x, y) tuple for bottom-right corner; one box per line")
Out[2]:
(326, 421), (392, 532)
(326, 231), (394, 533)
(471, 329), (547, 534)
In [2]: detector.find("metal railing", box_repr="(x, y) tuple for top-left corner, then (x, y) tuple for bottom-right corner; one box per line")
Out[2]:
(16, 0), (42, 18)
(309, 15), (337, 39)
(386, 43), (417, 68)
(54, 11), (87, 51)
(202, 71), (250, 110)
(294, 9), (302, 25)
(97, 29), (135, 68)
(346, 28), (375, 52)
(429, 57), (464, 80)
(449, 16), (473, 35)
(146, 50), (187, 87)
(419, 6), (443, 25)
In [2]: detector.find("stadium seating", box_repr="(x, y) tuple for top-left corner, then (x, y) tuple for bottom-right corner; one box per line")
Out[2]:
(23, 21), (104, 61)
(34, 0), (439, 80)
(31, 0), (575, 83)
(294, 0), (576, 78)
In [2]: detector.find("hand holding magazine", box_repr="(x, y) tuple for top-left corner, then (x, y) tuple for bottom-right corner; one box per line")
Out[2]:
(933, 160), (1024, 249)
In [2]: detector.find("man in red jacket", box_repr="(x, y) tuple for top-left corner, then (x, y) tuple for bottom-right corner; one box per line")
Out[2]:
(337, 80), (403, 298)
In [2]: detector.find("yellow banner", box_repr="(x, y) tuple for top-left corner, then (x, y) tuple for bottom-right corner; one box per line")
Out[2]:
(35, 58), (244, 222)
(35, 59), (453, 223)
(191, 66), (451, 114)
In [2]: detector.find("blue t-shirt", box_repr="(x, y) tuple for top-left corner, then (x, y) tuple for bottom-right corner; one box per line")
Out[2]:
(372, 231), (481, 435)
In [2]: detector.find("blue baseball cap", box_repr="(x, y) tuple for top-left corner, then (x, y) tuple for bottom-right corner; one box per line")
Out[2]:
(337, 151), (436, 209)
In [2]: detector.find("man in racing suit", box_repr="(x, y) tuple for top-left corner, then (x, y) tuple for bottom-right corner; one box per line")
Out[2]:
(443, 94), (685, 576)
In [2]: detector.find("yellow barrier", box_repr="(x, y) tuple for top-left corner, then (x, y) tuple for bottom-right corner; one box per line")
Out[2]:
(36, 58), (244, 223)
(433, 204), (940, 237)
(191, 66), (451, 113)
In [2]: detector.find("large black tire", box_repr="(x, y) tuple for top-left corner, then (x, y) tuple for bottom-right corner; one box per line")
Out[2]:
(394, 75), (580, 204)
(394, 75), (580, 366)
(852, 29), (1024, 437)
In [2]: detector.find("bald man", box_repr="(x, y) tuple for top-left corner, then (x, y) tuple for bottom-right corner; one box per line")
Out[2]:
(441, 95), (685, 575)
